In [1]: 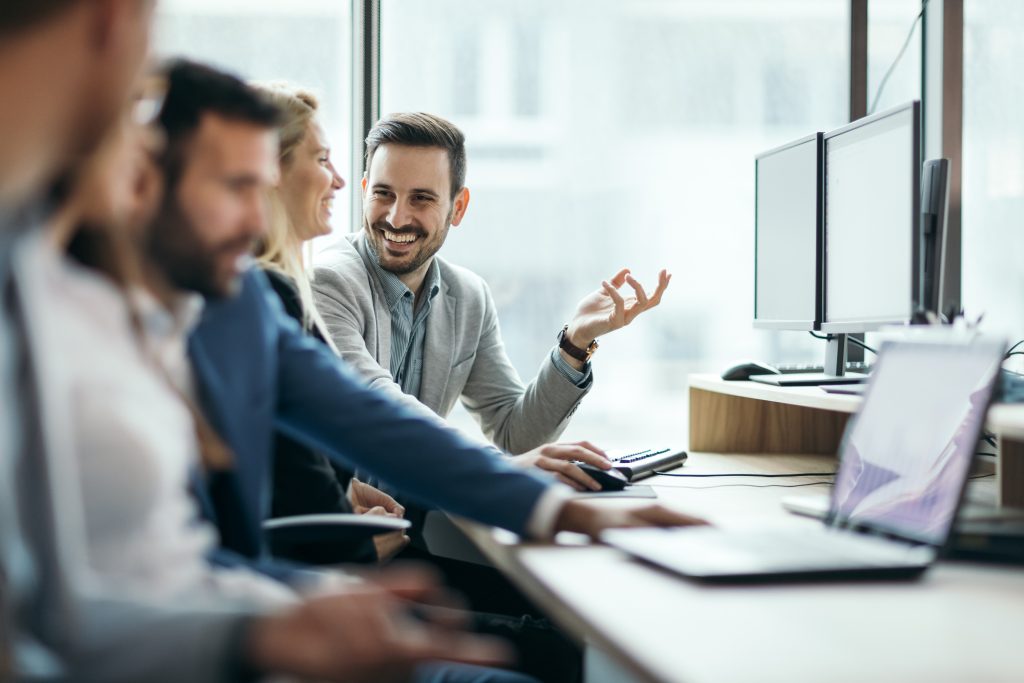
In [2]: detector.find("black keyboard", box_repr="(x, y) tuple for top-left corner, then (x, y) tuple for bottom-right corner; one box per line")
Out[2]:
(776, 361), (871, 374)
(610, 447), (688, 482)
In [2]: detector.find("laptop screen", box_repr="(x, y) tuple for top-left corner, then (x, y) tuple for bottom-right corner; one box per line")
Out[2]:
(830, 340), (1003, 546)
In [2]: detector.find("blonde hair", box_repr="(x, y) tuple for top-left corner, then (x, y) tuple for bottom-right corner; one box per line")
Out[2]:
(251, 82), (335, 347)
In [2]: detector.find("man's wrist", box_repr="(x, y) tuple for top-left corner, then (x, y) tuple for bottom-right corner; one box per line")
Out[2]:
(554, 499), (604, 538)
(557, 347), (586, 372)
(558, 324), (597, 365)
(564, 323), (594, 351)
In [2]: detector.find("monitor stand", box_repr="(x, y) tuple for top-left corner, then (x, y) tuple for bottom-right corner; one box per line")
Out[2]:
(750, 334), (868, 387)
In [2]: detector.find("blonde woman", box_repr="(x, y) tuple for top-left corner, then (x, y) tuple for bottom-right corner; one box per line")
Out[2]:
(254, 83), (410, 565)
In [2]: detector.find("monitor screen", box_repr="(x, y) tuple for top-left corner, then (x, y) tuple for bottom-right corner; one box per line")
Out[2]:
(822, 102), (919, 332)
(753, 134), (821, 330)
(830, 340), (1002, 546)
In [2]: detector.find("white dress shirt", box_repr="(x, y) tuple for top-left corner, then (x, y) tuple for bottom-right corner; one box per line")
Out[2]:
(27, 235), (295, 608)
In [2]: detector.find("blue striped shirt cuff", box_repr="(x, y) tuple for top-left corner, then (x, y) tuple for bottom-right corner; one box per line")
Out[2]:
(550, 347), (592, 388)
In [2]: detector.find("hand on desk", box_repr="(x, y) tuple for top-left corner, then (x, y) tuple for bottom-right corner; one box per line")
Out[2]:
(514, 440), (612, 492)
(562, 267), (671, 368)
(246, 566), (511, 682)
(348, 478), (411, 563)
(555, 499), (709, 539)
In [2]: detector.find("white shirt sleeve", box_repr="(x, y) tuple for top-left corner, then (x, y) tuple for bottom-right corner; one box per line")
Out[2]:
(524, 483), (574, 539)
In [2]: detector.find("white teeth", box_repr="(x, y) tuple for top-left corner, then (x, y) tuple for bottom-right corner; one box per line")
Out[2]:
(384, 230), (418, 244)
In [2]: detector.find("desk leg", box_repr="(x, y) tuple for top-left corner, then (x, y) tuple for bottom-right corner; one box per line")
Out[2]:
(689, 387), (850, 454)
(997, 437), (1024, 508)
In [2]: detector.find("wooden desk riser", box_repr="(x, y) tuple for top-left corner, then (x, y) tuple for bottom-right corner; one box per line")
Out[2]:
(688, 373), (1024, 507)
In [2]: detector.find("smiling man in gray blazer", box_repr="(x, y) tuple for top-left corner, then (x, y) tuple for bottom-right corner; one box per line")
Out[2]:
(313, 112), (670, 489)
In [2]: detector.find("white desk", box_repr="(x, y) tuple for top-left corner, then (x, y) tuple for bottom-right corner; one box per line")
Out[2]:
(456, 451), (1024, 683)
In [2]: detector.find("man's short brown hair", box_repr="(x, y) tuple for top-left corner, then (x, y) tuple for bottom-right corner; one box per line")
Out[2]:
(364, 112), (466, 200)
(0, 0), (82, 36)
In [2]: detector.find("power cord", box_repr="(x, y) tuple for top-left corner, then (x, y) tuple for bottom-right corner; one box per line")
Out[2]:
(869, 0), (930, 115)
(653, 471), (836, 478)
(653, 481), (834, 491)
(808, 331), (878, 356)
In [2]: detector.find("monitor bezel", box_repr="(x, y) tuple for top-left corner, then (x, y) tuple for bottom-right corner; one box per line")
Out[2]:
(820, 101), (921, 334)
(752, 132), (823, 332)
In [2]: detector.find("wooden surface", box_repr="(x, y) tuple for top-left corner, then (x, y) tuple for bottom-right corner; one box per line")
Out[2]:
(689, 387), (851, 454)
(456, 453), (1024, 683)
(690, 373), (1024, 507)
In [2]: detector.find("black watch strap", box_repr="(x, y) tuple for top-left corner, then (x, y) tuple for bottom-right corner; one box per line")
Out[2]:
(557, 325), (598, 362)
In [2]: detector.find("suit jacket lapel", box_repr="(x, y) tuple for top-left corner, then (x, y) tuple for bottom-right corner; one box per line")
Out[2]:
(421, 281), (456, 413)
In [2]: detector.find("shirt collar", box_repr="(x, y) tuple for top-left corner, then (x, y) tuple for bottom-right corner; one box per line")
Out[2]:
(365, 239), (442, 311)
(130, 287), (205, 342)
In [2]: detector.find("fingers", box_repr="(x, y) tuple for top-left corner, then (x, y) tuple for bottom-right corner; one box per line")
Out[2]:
(397, 629), (514, 669)
(624, 273), (650, 312)
(607, 267), (631, 288)
(365, 566), (446, 603)
(631, 504), (710, 527)
(539, 457), (602, 491)
(373, 531), (411, 564)
(556, 473), (588, 491)
(575, 440), (608, 458)
(539, 442), (611, 469)
(602, 280), (626, 325)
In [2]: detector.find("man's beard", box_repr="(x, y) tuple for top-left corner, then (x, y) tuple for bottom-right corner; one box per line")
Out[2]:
(146, 192), (252, 299)
(366, 217), (447, 276)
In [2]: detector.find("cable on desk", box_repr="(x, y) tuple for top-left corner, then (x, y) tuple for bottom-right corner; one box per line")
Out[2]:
(653, 481), (835, 491)
(653, 471), (836, 478)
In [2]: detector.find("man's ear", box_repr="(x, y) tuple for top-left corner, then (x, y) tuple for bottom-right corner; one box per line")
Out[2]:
(450, 187), (471, 227)
(361, 174), (368, 194)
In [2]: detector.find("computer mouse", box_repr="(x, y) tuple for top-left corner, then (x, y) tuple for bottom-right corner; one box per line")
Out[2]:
(720, 360), (781, 381)
(575, 462), (628, 491)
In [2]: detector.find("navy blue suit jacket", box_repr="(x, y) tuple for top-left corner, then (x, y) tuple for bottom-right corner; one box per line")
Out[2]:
(188, 268), (552, 562)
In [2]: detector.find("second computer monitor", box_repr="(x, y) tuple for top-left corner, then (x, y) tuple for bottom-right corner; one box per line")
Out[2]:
(754, 133), (822, 331)
(822, 101), (920, 333)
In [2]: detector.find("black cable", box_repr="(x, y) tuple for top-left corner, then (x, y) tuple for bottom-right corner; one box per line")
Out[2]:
(653, 471), (836, 478)
(1005, 339), (1024, 357)
(847, 336), (878, 356)
(653, 481), (834, 491)
(869, 0), (930, 115)
(976, 452), (997, 458)
(1005, 351), (1024, 359)
(982, 432), (997, 448)
(807, 331), (878, 357)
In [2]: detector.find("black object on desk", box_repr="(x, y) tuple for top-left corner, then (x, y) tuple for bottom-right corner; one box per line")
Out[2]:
(610, 447), (688, 481)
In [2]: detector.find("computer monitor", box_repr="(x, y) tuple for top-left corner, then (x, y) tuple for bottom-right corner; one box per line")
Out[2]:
(918, 158), (951, 321)
(753, 133), (822, 331)
(821, 101), (921, 334)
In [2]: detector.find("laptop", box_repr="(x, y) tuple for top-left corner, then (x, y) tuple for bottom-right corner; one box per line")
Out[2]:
(603, 338), (1005, 582)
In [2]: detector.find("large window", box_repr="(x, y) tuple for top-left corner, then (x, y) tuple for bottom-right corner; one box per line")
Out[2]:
(867, 0), (923, 114)
(154, 0), (353, 231)
(380, 0), (848, 446)
(963, 1), (1024, 361)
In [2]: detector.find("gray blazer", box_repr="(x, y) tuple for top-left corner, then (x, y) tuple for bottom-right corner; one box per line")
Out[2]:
(312, 232), (590, 454)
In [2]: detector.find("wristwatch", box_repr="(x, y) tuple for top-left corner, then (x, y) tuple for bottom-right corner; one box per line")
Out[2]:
(557, 325), (598, 363)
